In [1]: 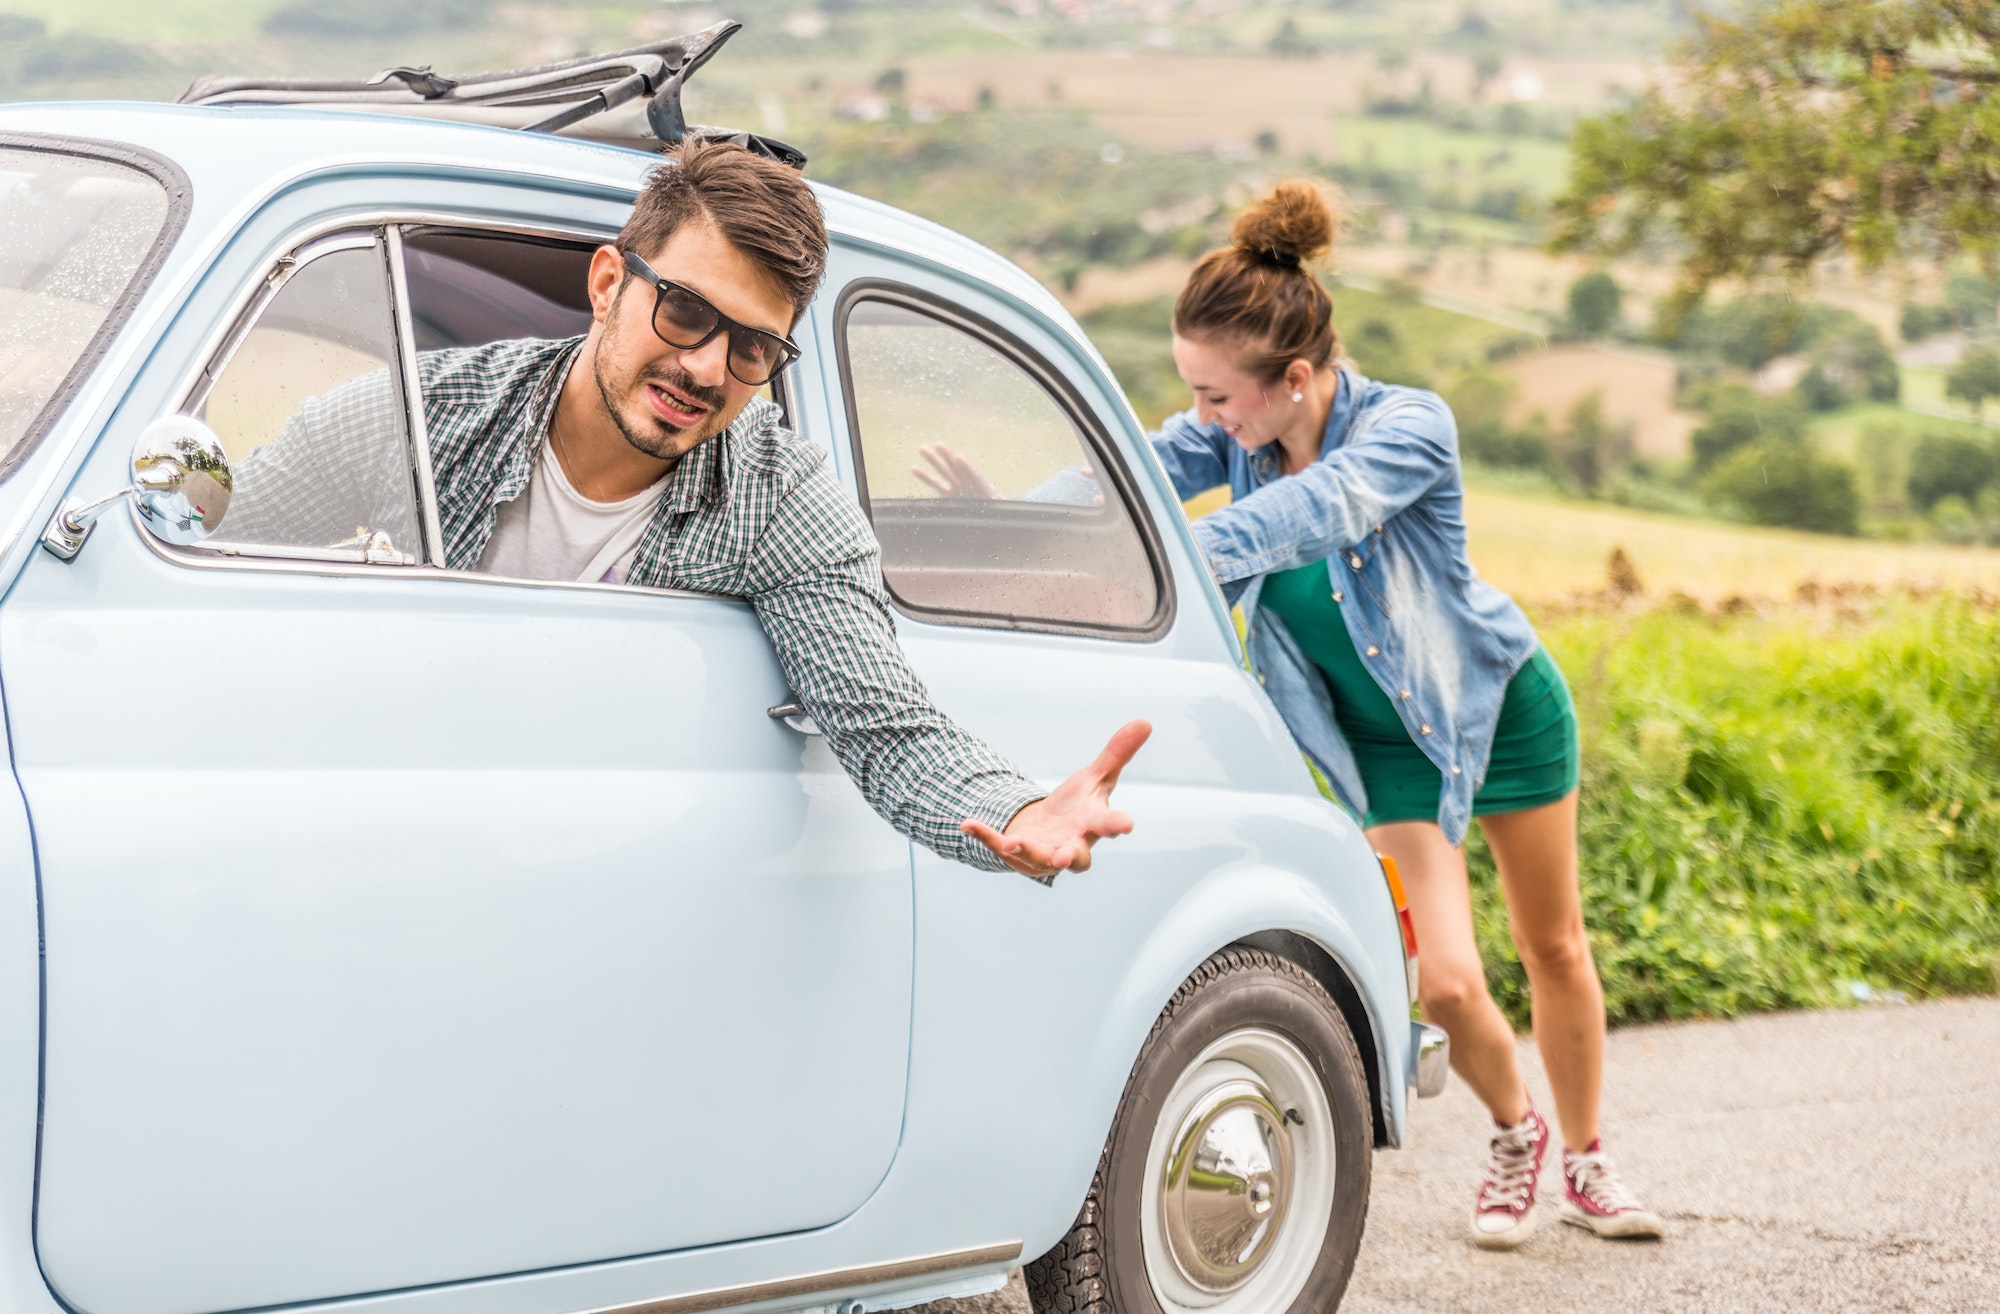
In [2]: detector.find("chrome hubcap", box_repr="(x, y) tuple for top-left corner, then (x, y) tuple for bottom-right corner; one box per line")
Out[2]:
(1160, 1079), (1295, 1292)
(1140, 1028), (1336, 1314)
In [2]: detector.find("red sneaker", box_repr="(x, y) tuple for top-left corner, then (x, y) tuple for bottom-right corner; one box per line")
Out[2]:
(1560, 1140), (1666, 1239)
(1471, 1105), (1548, 1249)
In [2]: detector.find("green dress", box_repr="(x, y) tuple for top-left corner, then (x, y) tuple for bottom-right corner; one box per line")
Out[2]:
(1261, 559), (1579, 828)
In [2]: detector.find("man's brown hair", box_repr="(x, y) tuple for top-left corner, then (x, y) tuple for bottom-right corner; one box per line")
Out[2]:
(617, 138), (828, 318)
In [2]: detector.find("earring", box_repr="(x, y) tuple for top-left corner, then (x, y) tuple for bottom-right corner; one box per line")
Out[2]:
(1291, 392), (1305, 403)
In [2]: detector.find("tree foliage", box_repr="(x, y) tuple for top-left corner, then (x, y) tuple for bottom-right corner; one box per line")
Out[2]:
(1702, 436), (1862, 535)
(1945, 345), (2000, 415)
(1549, 1), (2000, 317)
(1568, 270), (1623, 336)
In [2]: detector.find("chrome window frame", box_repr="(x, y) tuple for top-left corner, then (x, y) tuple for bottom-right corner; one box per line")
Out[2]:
(832, 277), (1175, 643)
(144, 209), (794, 598)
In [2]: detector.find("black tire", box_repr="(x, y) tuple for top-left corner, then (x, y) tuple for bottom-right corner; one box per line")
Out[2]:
(1026, 948), (1373, 1314)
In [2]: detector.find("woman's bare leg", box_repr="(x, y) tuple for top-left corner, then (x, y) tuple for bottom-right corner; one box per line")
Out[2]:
(1478, 791), (1604, 1151)
(1368, 820), (1529, 1125)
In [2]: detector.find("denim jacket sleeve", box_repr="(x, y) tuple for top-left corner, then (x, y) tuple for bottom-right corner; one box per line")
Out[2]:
(1146, 408), (1232, 500)
(1191, 391), (1457, 584)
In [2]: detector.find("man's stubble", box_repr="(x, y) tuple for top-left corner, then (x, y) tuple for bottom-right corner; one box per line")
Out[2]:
(590, 291), (734, 464)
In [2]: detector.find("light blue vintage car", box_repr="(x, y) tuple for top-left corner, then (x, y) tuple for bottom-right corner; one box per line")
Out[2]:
(0, 26), (1444, 1314)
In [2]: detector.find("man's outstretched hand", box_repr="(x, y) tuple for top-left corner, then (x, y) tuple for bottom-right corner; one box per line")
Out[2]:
(961, 719), (1153, 880)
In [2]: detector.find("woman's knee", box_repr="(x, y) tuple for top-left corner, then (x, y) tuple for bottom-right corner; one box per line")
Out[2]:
(1418, 962), (1494, 1022)
(1513, 920), (1595, 981)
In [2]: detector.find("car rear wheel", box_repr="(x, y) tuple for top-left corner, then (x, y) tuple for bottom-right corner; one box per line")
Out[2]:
(1026, 948), (1372, 1314)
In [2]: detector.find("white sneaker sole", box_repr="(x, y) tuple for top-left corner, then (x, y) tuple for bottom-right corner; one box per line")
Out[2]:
(1559, 1199), (1666, 1239)
(1472, 1203), (1539, 1250)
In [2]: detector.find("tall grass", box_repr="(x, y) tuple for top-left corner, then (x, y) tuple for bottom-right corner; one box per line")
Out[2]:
(1468, 592), (2000, 1026)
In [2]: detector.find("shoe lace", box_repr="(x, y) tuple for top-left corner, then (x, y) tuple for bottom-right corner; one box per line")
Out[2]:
(1477, 1118), (1541, 1210)
(1567, 1150), (1643, 1213)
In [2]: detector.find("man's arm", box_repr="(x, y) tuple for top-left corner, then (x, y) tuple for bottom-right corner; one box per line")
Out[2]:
(217, 365), (419, 551)
(741, 453), (1146, 877)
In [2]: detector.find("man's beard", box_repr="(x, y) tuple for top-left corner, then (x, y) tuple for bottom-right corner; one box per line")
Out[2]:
(592, 316), (732, 463)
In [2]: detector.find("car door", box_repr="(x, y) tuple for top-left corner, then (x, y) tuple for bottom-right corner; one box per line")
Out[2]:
(5, 216), (913, 1314)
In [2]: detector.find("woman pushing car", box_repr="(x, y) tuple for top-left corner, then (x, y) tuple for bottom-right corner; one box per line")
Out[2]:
(1148, 181), (1662, 1249)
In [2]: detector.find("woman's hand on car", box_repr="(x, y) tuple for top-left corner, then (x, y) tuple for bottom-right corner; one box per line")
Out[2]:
(913, 443), (1003, 499)
(962, 719), (1153, 879)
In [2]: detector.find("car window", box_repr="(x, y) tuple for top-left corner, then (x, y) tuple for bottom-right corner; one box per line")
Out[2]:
(0, 144), (172, 470)
(197, 235), (423, 563)
(841, 296), (1161, 633)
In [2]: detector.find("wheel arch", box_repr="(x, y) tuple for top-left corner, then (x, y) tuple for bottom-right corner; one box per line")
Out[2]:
(1233, 929), (1392, 1149)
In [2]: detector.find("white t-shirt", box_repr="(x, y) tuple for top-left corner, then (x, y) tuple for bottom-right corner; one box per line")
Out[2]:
(474, 439), (673, 584)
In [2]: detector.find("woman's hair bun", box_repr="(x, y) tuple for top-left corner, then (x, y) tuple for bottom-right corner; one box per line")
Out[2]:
(1230, 180), (1334, 268)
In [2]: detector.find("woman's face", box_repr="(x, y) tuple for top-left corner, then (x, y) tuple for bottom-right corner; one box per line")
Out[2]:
(1171, 334), (1285, 451)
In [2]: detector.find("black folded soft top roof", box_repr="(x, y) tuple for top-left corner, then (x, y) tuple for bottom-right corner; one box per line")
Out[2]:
(177, 19), (805, 168)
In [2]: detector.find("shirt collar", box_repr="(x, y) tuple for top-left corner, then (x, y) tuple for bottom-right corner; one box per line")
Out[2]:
(662, 393), (782, 515)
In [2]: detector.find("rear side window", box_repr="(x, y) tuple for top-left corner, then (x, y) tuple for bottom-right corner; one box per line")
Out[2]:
(0, 140), (180, 476)
(840, 294), (1162, 636)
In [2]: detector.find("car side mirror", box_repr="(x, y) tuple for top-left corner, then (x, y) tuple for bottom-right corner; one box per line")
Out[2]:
(42, 417), (235, 561)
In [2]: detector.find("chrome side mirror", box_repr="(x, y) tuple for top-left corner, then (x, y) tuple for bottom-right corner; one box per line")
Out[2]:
(42, 416), (234, 561)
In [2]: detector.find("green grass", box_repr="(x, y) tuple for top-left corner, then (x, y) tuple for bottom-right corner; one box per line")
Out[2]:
(3, 0), (286, 41)
(1468, 594), (2000, 1027)
(1326, 113), (1575, 198)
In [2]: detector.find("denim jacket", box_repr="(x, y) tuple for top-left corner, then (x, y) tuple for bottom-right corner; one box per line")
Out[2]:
(1149, 370), (1539, 844)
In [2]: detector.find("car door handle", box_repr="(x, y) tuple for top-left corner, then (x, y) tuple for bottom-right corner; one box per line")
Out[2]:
(766, 701), (822, 736)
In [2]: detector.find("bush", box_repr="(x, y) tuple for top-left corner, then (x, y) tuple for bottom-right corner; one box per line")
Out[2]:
(1901, 302), (1954, 342)
(1906, 432), (1999, 511)
(1468, 595), (2000, 1027)
(1689, 386), (1806, 472)
(1797, 320), (1899, 409)
(1703, 437), (1862, 535)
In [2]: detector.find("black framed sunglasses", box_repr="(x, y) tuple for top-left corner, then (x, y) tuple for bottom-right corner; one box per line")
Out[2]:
(620, 249), (801, 387)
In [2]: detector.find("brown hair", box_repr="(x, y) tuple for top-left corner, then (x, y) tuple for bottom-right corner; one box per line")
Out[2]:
(1173, 180), (1340, 383)
(617, 138), (828, 317)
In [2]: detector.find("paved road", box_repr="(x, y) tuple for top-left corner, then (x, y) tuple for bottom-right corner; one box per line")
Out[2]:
(909, 997), (2000, 1314)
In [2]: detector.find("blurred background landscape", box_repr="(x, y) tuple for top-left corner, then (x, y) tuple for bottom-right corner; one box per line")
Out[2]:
(11, 0), (1995, 1019)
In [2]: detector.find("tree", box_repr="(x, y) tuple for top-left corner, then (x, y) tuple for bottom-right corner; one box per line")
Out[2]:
(1907, 433), (2000, 510)
(1690, 386), (1806, 472)
(1703, 437), (1862, 535)
(1946, 346), (2000, 418)
(1798, 320), (1900, 409)
(1567, 270), (1622, 336)
(1548, 2), (2000, 321)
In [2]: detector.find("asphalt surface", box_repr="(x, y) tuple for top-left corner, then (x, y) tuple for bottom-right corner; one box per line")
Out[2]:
(906, 997), (2000, 1314)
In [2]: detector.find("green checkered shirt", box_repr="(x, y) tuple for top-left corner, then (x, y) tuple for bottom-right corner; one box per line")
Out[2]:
(230, 336), (1043, 872)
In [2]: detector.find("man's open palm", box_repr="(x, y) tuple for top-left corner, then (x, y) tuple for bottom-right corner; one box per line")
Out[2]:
(961, 719), (1152, 879)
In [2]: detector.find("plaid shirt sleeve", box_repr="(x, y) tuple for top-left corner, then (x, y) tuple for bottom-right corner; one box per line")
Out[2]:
(218, 365), (421, 553)
(736, 442), (1047, 874)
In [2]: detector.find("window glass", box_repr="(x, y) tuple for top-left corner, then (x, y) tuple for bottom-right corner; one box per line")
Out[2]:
(201, 242), (423, 562)
(401, 229), (594, 350)
(0, 146), (169, 465)
(844, 299), (1159, 630)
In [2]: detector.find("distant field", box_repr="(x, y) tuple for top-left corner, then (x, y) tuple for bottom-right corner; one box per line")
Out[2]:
(1462, 485), (2000, 603)
(1498, 343), (1697, 461)
(1326, 113), (1574, 198)
(1179, 483), (2000, 602)
(3, 0), (280, 41)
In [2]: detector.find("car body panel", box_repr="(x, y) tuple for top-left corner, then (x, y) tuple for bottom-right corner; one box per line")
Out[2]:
(0, 101), (1416, 1314)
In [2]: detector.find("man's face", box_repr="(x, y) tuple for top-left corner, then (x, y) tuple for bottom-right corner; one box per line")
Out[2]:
(585, 218), (795, 463)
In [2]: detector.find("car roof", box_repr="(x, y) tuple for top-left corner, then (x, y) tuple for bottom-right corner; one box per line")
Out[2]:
(0, 100), (1074, 329)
